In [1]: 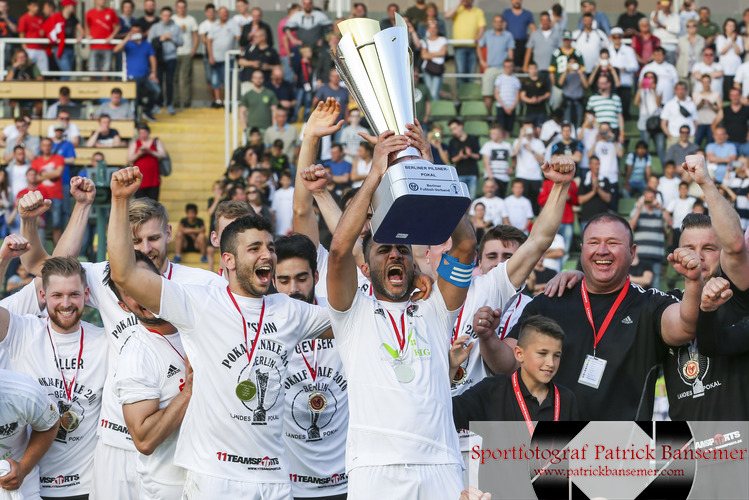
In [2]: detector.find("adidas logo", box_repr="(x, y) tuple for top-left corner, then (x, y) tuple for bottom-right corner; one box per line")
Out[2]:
(167, 365), (180, 378)
(621, 316), (633, 325)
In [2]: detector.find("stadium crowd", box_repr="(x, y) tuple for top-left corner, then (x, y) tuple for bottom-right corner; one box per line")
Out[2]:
(1, 0), (749, 499)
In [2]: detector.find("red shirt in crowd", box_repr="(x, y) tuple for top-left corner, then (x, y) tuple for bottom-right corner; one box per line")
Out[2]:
(538, 179), (579, 224)
(30, 154), (65, 200)
(85, 7), (119, 50)
(18, 13), (45, 50)
(134, 139), (161, 189)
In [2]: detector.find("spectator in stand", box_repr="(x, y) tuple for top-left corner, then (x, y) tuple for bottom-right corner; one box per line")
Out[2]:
(520, 62), (551, 130)
(624, 140), (652, 197)
(174, 203), (207, 264)
(245, 183), (275, 229)
(476, 15), (514, 114)
(323, 143), (351, 196)
(590, 122), (623, 209)
(18, 0), (47, 73)
(50, 122), (76, 169)
(504, 179), (534, 232)
(239, 70), (277, 138)
(86, 114), (122, 148)
(379, 3), (400, 30)
(47, 110), (80, 148)
(270, 139), (290, 175)
(676, 19), (704, 83)
(312, 69), (349, 139)
(501, 0), (534, 69)
(239, 7), (274, 50)
(539, 171), (578, 255)
(557, 52), (587, 129)
(469, 202), (492, 242)
(238, 27), (279, 91)
(734, 57), (749, 104)
(30, 137), (64, 242)
(691, 47), (723, 94)
(696, 7), (720, 48)
(550, 121), (583, 167)
(657, 161), (680, 210)
(45, 86), (80, 120)
(445, 0), (487, 86)
(314, 31), (340, 88)
(6, 147), (30, 202)
(284, 0), (332, 49)
(665, 125), (699, 167)
(206, 7), (239, 109)
(664, 181), (695, 248)
(705, 127), (737, 183)
(85, 0), (120, 75)
(94, 87), (134, 120)
(549, 30), (583, 87)
(350, 142), (373, 188)
(127, 123), (166, 200)
(3, 118), (38, 164)
(148, 7), (183, 115)
(577, 155), (615, 231)
(617, 0), (645, 38)
(692, 74), (720, 147)
(264, 108), (298, 166)
(713, 87), (749, 146)
(512, 121), (545, 214)
(173, 0), (198, 110)
(114, 24), (159, 122)
(629, 187), (666, 289)
(232, 0), (251, 29)
(660, 81), (697, 149)
(650, 0), (679, 63)
(0, 116), (28, 149)
(493, 59), (521, 135)
(52, 0), (83, 80)
(0, 0), (18, 68)
(715, 19), (744, 100)
(405, 0), (428, 26)
(739, 8), (749, 36)
(420, 20), (448, 108)
(278, 4), (301, 83)
(586, 74), (624, 138)
(572, 12), (608, 77)
(137, 0), (158, 35)
(539, 109), (567, 148)
(271, 170), (294, 236)
(118, 0), (135, 34)
(5, 49), (43, 118)
(549, 3), (566, 40)
(678, 0), (698, 36)
(448, 119), (481, 198)
(587, 49), (620, 93)
(413, 69), (432, 124)
(266, 66), (296, 121)
(469, 177), (509, 227)
(634, 70), (665, 161)
(608, 27), (639, 120)
(198, 3), (218, 103)
(578, 0), (610, 34)
(417, 3), (446, 39)
(480, 124), (512, 194)
(523, 12), (560, 85)
(640, 46), (678, 102)
(632, 17), (660, 69)
(338, 109), (368, 164)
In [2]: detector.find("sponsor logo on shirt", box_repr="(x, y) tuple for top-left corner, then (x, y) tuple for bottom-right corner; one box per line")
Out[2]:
(167, 364), (181, 378)
(672, 345), (722, 400)
(0, 422), (19, 438)
(216, 451), (280, 469)
(100, 418), (130, 435)
(621, 316), (633, 324)
(289, 472), (348, 485)
(40, 474), (80, 487)
(694, 430), (743, 450)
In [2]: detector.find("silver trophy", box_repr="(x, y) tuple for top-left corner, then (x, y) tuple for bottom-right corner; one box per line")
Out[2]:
(253, 371), (269, 423)
(333, 14), (471, 245)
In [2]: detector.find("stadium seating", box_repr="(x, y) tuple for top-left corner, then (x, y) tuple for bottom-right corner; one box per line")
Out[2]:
(460, 100), (488, 120)
(457, 83), (482, 101)
(74, 147), (128, 166)
(0, 81), (136, 101)
(430, 100), (458, 119)
(617, 197), (636, 216)
(464, 120), (490, 137)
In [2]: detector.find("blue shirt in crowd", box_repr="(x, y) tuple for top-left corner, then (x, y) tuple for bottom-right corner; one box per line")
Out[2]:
(501, 8), (534, 41)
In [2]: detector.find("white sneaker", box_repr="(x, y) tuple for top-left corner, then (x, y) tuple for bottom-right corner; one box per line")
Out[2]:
(152, 106), (162, 115)
(167, 105), (176, 115)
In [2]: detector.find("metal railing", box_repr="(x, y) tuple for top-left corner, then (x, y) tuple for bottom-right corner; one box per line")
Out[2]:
(0, 37), (127, 81)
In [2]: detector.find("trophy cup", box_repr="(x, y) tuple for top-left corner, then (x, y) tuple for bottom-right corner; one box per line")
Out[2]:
(253, 371), (269, 423)
(333, 14), (472, 245)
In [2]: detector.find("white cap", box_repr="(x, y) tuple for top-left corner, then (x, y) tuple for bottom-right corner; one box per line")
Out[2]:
(610, 27), (624, 36)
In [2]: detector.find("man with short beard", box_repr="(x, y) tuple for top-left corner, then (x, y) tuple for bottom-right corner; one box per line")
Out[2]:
(110, 251), (192, 499)
(0, 257), (109, 499)
(274, 234), (349, 500)
(17, 187), (225, 500)
(107, 167), (334, 498)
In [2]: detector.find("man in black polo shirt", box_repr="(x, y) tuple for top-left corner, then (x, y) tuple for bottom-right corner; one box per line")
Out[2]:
(448, 119), (481, 198)
(473, 212), (704, 420)
(714, 87), (749, 146)
(576, 156), (615, 231)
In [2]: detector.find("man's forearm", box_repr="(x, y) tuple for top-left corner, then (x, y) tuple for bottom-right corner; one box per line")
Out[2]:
(20, 217), (49, 277)
(700, 180), (745, 253)
(128, 392), (190, 455)
(293, 135), (322, 245)
(20, 423), (59, 480)
(482, 336), (520, 375)
(330, 169), (381, 258)
(108, 197), (139, 290)
(679, 277), (703, 337)
(52, 201), (92, 259)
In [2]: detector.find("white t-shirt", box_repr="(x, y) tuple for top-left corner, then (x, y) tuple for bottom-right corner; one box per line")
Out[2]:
(592, 140), (620, 184)
(691, 61), (724, 93)
(660, 97), (698, 137)
(579, 126), (598, 169)
(46, 122), (80, 142)
(327, 285), (463, 471)
(232, 14), (252, 28)
(83, 260), (225, 452)
(173, 14), (199, 56)
(512, 137), (545, 181)
(2, 318), (108, 497)
(283, 297), (348, 497)
(469, 196), (507, 226)
(479, 141), (512, 182)
(158, 278), (330, 482)
(503, 195), (534, 231)
(316, 244), (330, 300)
(639, 61), (679, 102)
(197, 18), (218, 56)
(734, 62), (749, 98)
(543, 233), (566, 273)
(572, 28), (609, 73)
(715, 35), (743, 76)
(351, 158), (371, 188)
(666, 196), (696, 228)
(271, 186), (294, 236)
(0, 281), (42, 370)
(421, 36), (447, 65)
(2, 124), (19, 143)
(114, 325), (187, 497)
(0, 369), (59, 499)
(8, 162), (30, 201)
(658, 176), (682, 209)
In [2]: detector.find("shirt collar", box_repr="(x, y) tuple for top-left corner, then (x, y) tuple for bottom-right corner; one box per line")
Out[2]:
(516, 367), (554, 409)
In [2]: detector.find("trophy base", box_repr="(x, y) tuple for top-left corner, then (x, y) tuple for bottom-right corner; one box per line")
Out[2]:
(370, 160), (472, 245)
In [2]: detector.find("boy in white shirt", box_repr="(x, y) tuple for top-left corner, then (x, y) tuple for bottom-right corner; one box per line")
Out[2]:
(503, 180), (535, 232)
(479, 124), (513, 195)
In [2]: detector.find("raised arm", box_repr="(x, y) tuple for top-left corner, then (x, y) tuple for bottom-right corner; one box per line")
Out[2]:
(108, 167), (163, 313)
(661, 247), (703, 346)
(683, 154), (749, 290)
(505, 157), (575, 288)
(326, 132), (409, 312)
(437, 215), (477, 311)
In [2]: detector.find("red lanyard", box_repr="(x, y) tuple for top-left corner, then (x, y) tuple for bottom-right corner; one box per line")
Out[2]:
(512, 371), (560, 436)
(227, 286), (265, 372)
(386, 307), (409, 352)
(147, 327), (184, 361)
(452, 303), (466, 344)
(46, 322), (84, 404)
(301, 60), (309, 83)
(300, 340), (318, 382)
(164, 261), (173, 280)
(580, 277), (630, 355)
(501, 294), (524, 340)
